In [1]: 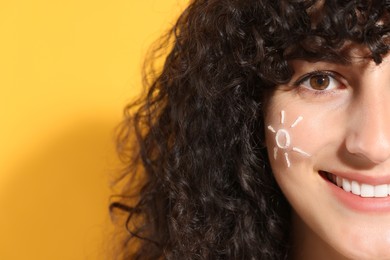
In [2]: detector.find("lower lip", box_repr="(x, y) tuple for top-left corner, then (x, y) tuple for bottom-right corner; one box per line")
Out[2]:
(324, 177), (390, 212)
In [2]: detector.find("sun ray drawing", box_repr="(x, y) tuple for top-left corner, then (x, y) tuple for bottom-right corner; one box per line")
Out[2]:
(267, 110), (311, 167)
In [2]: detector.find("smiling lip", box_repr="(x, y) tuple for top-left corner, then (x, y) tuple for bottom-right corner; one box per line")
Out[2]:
(320, 171), (390, 212)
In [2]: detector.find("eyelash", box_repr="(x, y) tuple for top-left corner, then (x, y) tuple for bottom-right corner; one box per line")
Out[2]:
(292, 70), (344, 96)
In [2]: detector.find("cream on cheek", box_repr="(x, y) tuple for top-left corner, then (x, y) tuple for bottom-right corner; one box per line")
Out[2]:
(265, 92), (349, 173)
(266, 110), (311, 169)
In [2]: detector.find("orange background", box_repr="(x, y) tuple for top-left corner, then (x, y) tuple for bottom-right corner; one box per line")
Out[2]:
(0, 1), (187, 259)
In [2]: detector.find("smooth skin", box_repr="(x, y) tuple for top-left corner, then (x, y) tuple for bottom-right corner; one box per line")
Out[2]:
(265, 47), (390, 259)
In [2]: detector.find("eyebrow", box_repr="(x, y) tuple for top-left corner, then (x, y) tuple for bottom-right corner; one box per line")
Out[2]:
(285, 44), (375, 66)
(287, 54), (352, 65)
(286, 54), (375, 66)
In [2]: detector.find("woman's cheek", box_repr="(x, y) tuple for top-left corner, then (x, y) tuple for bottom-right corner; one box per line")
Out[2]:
(265, 110), (314, 170)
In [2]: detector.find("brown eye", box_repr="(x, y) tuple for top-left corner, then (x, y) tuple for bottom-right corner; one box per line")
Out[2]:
(297, 71), (342, 92)
(309, 75), (330, 90)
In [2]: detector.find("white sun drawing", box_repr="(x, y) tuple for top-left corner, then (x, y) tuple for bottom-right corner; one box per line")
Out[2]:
(267, 110), (311, 168)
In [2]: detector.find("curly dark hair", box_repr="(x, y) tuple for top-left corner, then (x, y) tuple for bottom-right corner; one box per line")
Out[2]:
(111, 0), (390, 259)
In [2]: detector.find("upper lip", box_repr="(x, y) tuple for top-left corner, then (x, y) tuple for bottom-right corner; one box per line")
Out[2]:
(320, 170), (390, 186)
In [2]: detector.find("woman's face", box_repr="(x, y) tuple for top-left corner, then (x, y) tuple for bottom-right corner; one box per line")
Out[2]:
(265, 48), (390, 259)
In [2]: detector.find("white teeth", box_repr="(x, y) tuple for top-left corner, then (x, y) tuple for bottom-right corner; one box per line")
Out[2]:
(342, 179), (351, 192)
(336, 176), (342, 187)
(351, 181), (360, 196)
(360, 184), (374, 197)
(375, 184), (388, 198)
(327, 173), (390, 198)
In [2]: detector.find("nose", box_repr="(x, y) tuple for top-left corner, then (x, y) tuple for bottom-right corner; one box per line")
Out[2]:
(345, 90), (390, 164)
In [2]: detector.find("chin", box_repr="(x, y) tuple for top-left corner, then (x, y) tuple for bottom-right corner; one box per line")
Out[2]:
(333, 229), (390, 260)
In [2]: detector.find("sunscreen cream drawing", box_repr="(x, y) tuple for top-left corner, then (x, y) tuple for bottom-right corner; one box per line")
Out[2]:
(268, 110), (311, 167)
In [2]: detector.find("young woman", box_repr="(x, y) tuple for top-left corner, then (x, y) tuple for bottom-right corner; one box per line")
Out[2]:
(112, 0), (390, 259)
